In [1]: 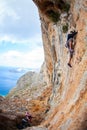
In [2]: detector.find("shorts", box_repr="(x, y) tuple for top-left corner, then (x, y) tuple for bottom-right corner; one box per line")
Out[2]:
(68, 38), (73, 47)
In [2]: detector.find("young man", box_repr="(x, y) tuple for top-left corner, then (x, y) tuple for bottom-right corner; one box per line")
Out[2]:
(22, 112), (32, 128)
(25, 112), (32, 124)
(66, 30), (78, 67)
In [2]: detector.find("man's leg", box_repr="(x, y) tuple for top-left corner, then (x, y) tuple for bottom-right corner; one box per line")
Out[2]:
(68, 52), (73, 67)
(68, 39), (73, 67)
(22, 119), (27, 128)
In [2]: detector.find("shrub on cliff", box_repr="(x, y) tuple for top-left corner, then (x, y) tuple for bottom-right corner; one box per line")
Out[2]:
(46, 10), (60, 23)
(62, 23), (68, 33)
(56, 0), (70, 13)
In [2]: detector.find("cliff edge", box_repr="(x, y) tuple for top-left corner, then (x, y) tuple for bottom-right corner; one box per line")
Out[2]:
(33, 0), (87, 130)
(0, 0), (87, 130)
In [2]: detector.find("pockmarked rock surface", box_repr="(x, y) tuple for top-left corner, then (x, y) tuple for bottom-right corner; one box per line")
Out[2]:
(0, 70), (52, 129)
(33, 0), (87, 130)
(0, 0), (87, 130)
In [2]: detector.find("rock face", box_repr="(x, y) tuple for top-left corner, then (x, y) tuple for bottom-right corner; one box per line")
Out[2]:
(0, 0), (87, 130)
(33, 0), (87, 130)
(0, 70), (52, 129)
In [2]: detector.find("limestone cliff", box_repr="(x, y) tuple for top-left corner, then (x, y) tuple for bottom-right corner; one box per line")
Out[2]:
(0, 0), (87, 130)
(33, 0), (87, 130)
(0, 70), (52, 129)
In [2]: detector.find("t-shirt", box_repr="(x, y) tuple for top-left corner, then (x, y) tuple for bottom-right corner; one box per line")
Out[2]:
(67, 31), (77, 41)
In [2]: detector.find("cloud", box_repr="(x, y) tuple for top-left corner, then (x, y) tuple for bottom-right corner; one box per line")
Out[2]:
(0, 47), (44, 68)
(0, 0), (20, 25)
(0, 33), (42, 46)
(0, 0), (41, 41)
(3, 50), (21, 59)
(0, 0), (44, 68)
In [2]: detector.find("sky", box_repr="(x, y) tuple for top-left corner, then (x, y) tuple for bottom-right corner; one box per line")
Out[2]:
(0, 0), (44, 69)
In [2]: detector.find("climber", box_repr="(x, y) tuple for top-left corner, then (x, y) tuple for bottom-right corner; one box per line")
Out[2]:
(21, 112), (32, 128)
(65, 30), (78, 67)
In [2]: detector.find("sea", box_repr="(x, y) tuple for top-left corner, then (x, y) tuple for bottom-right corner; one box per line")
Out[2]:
(0, 66), (36, 96)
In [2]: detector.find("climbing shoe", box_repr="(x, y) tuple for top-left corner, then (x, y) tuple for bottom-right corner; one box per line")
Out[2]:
(67, 63), (72, 68)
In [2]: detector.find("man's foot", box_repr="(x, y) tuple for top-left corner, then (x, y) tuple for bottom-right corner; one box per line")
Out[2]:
(67, 63), (72, 68)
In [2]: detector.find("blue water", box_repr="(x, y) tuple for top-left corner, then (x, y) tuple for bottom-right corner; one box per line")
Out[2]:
(0, 66), (30, 96)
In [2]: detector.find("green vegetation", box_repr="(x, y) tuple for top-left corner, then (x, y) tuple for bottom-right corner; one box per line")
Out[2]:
(45, 0), (70, 23)
(56, 0), (70, 13)
(62, 23), (68, 33)
(62, 3), (70, 12)
(46, 10), (60, 23)
(58, 73), (61, 77)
